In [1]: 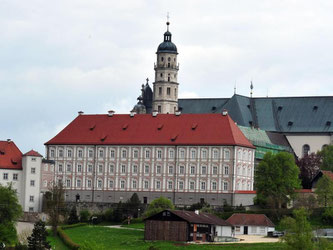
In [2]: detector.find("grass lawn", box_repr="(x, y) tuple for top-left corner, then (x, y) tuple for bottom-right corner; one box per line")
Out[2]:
(47, 233), (70, 250)
(64, 225), (284, 250)
(121, 222), (144, 229)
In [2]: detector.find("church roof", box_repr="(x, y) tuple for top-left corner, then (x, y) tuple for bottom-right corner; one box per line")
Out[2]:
(179, 94), (333, 133)
(45, 113), (254, 148)
(0, 140), (22, 170)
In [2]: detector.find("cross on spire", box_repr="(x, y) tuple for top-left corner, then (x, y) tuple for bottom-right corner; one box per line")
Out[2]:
(166, 12), (170, 31)
(146, 78), (149, 85)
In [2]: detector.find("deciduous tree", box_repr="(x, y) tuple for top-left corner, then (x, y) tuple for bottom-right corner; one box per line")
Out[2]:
(319, 145), (333, 172)
(144, 197), (174, 218)
(255, 152), (301, 208)
(296, 153), (321, 188)
(315, 175), (333, 207)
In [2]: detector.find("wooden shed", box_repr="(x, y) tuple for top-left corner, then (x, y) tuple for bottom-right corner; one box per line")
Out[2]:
(144, 210), (232, 242)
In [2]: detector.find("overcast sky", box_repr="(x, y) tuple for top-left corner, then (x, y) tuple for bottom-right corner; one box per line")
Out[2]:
(1, 0), (333, 155)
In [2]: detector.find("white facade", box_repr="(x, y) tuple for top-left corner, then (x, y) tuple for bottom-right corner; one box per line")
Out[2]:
(215, 225), (232, 237)
(234, 225), (275, 236)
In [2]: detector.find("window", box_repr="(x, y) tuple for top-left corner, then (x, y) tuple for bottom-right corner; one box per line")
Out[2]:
(133, 150), (139, 159)
(67, 149), (72, 158)
(158, 87), (162, 95)
(29, 207), (34, 212)
(31, 157), (36, 162)
(224, 149), (230, 160)
(224, 166), (229, 175)
(223, 182), (228, 191)
(168, 57), (171, 61)
(43, 180), (47, 187)
(302, 144), (310, 157)
(87, 179), (92, 188)
(190, 166), (195, 175)
(243, 151), (248, 161)
(212, 166), (218, 175)
(167, 87), (171, 95)
(58, 164), (63, 172)
(30, 180), (35, 187)
(97, 179), (102, 188)
(144, 165), (149, 174)
(174, 88), (177, 98)
(66, 164), (72, 172)
(98, 164), (103, 173)
(156, 165), (161, 174)
(191, 150), (196, 159)
(201, 166), (207, 175)
(243, 166), (247, 176)
(248, 167), (251, 176)
(238, 166), (242, 175)
(161, 56), (164, 62)
(77, 164), (82, 173)
(169, 149), (174, 159)
(235, 226), (240, 232)
(99, 149), (104, 158)
(132, 165), (138, 174)
(213, 149), (219, 159)
(157, 150), (162, 159)
(180, 149), (185, 159)
(144, 180), (149, 189)
(132, 180), (137, 189)
(59, 149), (63, 157)
(88, 149), (94, 158)
(145, 150), (150, 159)
(249, 151), (252, 161)
(190, 181), (195, 190)
(247, 182), (251, 190)
(109, 164), (114, 173)
(158, 105), (161, 113)
(76, 179), (81, 188)
(66, 179), (70, 188)
(88, 164), (93, 173)
(13, 173), (18, 181)
(212, 181), (217, 190)
(168, 166), (174, 174)
(202, 150), (207, 159)
(121, 165), (126, 174)
(120, 180), (125, 189)
(168, 181), (173, 189)
(238, 150), (242, 160)
(121, 149), (127, 158)
(109, 180), (114, 189)
(201, 181), (206, 190)
(3, 173), (8, 180)
(110, 149), (115, 159)
(78, 149), (83, 158)
(179, 166), (185, 174)
(156, 180), (161, 189)
(179, 181), (184, 190)
(50, 149), (55, 158)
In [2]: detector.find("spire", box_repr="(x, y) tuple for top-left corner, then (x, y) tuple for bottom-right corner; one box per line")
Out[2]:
(164, 12), (172, 42)
(234, 81), (237, 94)
(250, 81), (254, 98)
(166, 12), (170, 31)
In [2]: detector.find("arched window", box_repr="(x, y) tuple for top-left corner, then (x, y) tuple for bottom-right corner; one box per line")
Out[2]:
(161, 57), (164, 62)
(302, 144), (310, 157)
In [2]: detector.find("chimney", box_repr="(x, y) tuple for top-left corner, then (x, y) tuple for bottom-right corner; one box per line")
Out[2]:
(195, 210), (199, 215)
(130, 110), (136, 117)
(78, 111), (84, 116)
(7, 139), (11, 143)
(222, 109), (228, 116)
(175, 110), (181, 116)
(152, 110), (158, 117)
(108, 110), (115, 117)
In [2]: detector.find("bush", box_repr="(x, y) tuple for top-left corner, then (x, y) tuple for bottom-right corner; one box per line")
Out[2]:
(79, 210), (91, 223)
(67, 206), (79, 225)
(322, 207), (333, 224)
(104, 208), (113, 222)
(61, 223), (87, 230)
(57, 227), (80, 250)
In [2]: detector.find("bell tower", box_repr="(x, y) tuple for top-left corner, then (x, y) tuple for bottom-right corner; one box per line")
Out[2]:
(152, 19), (179, 114)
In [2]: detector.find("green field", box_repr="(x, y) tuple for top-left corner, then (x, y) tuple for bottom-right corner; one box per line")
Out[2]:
(58, 225), (283, 250)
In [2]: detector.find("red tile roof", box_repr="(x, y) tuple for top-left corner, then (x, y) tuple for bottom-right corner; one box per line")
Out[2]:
(295, 189), (313, 193)
(226, 213), (275, 227)
(23, 150), (43, 157)
(0, 141), (22, 170)
(45, 113), (254, 147)
(321, 171), (333, 181)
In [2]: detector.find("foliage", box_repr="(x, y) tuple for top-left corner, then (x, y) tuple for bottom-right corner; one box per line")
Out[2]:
(57, 227), (80, 250)
(103, 208), (113, 222)
(113, 201), (126, 222)
(124, 193), (142, 218)
(144, 197), (174, 218)
(280, 208), (313, 250)
(60, 223), (87, 230)
(319, 145), (333, 171)
(322, 207), (333, 224)
(18, 229), (32, 246)
(67, 206), (79, 225)
(255, 152), (301, 208)
(44, 183), (65, 236)
(79, 210), (90, 222)
(27, 220), (51, 250)
(296, 153), (321, 188)
(187, 201), (210, 211)
(315, 175), (333, 207)
(0, 184), (22, 245)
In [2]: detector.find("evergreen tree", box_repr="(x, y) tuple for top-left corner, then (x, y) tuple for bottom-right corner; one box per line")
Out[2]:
(67, 206), (79, 225)
(27, 220), (51, 250)
(125, 193), (141, 218)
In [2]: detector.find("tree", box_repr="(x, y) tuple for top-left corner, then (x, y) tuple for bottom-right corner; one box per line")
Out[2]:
(44, 182), (65, 236)
(315, 175), (333, 207)
(144, 197), (174, 218)
(67, 206), (79, 225)
(296, 153), (321, 188)
(113, 201), (125, 222)
(124, 193), (142, 218)
(319, 145), (333, 171)
(280, 208), (314, 250)
(0, 184), (22, 246)
(255, 152), (301, 208)
(79, 210), (90, 222)
(27, 220), (51, 250)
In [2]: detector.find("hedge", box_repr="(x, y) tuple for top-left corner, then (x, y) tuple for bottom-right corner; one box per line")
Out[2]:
(56, 223), (86, 250)
(61, 223), (87, 230)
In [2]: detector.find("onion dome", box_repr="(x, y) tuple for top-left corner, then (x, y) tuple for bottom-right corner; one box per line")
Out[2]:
(157, 21), (178, 54)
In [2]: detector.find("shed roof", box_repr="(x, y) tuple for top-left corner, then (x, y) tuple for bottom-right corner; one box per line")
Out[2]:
(226, 213), (275, 227)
